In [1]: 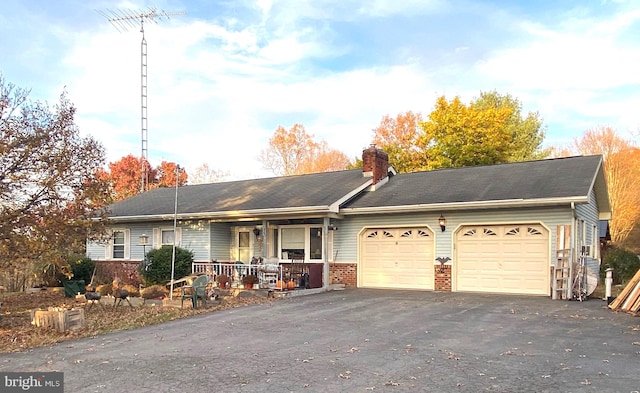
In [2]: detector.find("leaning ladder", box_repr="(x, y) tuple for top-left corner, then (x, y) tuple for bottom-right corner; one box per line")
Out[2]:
(553, 248), (572, 300)
(552, 225), (573, 300)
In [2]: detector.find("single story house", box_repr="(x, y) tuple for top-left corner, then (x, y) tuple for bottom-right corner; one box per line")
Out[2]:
(87, 146), (610, 298)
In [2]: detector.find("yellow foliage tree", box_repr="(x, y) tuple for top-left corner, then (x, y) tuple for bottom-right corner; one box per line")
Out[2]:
(419, 96), (514, 169)
(373, 92), (546, 172)
(574, 126), (640, 244)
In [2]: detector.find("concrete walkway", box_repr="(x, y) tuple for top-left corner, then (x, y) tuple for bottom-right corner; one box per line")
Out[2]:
(1, 289), (639, 392)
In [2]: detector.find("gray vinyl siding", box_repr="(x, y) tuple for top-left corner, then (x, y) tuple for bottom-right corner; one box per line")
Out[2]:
(574, 190), (601, 275)
(180, 220), (210, 262)
(87, 220), (211, 262)
(210, 222), (232, 261)
(335, 207), (575, 266)
(86, 240), (106, 261)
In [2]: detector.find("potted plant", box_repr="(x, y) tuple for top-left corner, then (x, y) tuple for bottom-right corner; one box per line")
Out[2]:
(241, 274), (259, 289)
(216, 274), (230, 289)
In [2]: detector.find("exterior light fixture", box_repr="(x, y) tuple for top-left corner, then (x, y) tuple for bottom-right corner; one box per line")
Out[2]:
(328, 224), (338, 231)
(438, 215), (446, 232)
(139, 234), (150, 269)
(253, 228), (261, 237)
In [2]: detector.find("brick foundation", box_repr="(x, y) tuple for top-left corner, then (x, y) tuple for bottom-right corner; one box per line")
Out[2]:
(95, 260), (142, 287)
(330, 263), (357, 287)
(434, 265), (452, 292)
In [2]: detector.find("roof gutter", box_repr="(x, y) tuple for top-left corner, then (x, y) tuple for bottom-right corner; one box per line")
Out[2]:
(105, 205), (335, 223)
(340, 196), (589, 215)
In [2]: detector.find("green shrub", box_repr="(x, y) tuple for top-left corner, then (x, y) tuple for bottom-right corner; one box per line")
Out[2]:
(68, 254), (95, 284)
(601, 246), (640, 285)
(139, 245), (193, 285)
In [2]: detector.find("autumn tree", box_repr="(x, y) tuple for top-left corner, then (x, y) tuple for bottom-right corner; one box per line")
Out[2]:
(105, 155), (152, 201)
(297, 141), (351, 174)
(156, 161), (188, 188)
(418, 93), (546, 170)
(372, 111), (427, 173)
(0, 75), (110, 289)
(471, 91), (547, 162)
(573, 126), (640, 244)
(189, 163), (229, 185)
(260, 124), (349, 176)
(104, 155), (186, 201)
(373, 93), (547, 172)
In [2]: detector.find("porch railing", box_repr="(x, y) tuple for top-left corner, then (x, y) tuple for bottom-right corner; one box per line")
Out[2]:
(192, 262), (282, 289)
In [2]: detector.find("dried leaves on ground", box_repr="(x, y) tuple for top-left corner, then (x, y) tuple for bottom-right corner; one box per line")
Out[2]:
(0, 289), (276, 353)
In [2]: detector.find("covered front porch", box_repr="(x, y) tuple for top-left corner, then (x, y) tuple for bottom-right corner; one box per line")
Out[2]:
(191, 260), (324, 291)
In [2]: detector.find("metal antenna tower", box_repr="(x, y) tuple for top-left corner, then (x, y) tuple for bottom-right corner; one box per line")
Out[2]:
(99, 7), (184, 193)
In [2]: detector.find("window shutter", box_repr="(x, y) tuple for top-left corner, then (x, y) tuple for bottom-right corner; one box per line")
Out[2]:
(153, 228), (160, 249)
(175, 227), (182, 246)
(105, 232), (113, 259)
(124, 229), (131, 259)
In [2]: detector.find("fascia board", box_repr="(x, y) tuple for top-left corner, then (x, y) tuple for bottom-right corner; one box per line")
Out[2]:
(340, 196), (588, 215)
(106, 205), (334, 223)
(328, 179), (373, 212)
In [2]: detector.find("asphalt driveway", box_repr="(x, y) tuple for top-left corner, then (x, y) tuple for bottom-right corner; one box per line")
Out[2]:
(1, 289), (639, 392)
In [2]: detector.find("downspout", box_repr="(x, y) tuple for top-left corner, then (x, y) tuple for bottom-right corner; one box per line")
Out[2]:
(323, 217), (330, 290)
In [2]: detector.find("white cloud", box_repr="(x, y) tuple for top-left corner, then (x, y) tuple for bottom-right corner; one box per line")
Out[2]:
(8, 0), (640, 182)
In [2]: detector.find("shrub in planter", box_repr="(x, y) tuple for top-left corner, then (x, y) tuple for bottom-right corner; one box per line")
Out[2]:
(216, 274), (230, 288)
(242, 274), (259, 288)
(139, 245), (194, 286)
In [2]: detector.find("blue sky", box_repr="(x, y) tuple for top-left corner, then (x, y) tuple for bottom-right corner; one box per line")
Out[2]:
(2, 0), (639, 180)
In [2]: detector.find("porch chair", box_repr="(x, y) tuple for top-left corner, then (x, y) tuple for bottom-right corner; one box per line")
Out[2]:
(180, 274), (209, 309)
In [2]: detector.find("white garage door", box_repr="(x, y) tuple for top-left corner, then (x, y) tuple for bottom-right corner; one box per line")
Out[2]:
(456, 224), (549, 295)
(360, 227), (434, 289)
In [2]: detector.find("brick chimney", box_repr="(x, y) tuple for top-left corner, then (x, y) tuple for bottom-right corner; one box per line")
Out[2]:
(362, 144), (389, 185)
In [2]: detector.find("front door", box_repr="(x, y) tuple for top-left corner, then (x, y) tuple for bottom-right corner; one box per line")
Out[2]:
(237, 230), (251, 263)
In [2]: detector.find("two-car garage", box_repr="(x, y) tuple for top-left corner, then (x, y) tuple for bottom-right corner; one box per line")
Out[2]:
(359, 224), (550, 295)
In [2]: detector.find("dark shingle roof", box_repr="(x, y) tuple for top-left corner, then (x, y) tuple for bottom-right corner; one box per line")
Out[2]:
(107, 169), (370, 219)
(343, 155), (606, 210)
(107, 155), (608, 220)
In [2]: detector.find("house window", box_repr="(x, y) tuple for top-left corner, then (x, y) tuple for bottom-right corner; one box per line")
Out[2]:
(281, 227), (305, 259)
(310, 227), (322, 260)
(161, 229), (175, 245)
(279, 226), (327, 261)
(154, 227), (181, 248)
(113, 231), (125, 259)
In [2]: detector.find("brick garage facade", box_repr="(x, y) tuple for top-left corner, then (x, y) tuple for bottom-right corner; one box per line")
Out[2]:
(330, 263), (357, 287)
(434, 265), (452, 292)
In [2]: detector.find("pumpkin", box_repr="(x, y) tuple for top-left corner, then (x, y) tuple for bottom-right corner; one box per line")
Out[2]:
(276, 280), (285, 290)
(287, 280), (296, 290)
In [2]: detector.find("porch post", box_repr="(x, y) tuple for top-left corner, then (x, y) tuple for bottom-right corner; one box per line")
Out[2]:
(323, 217), (330, 289)
(262, 220), (268, 258)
